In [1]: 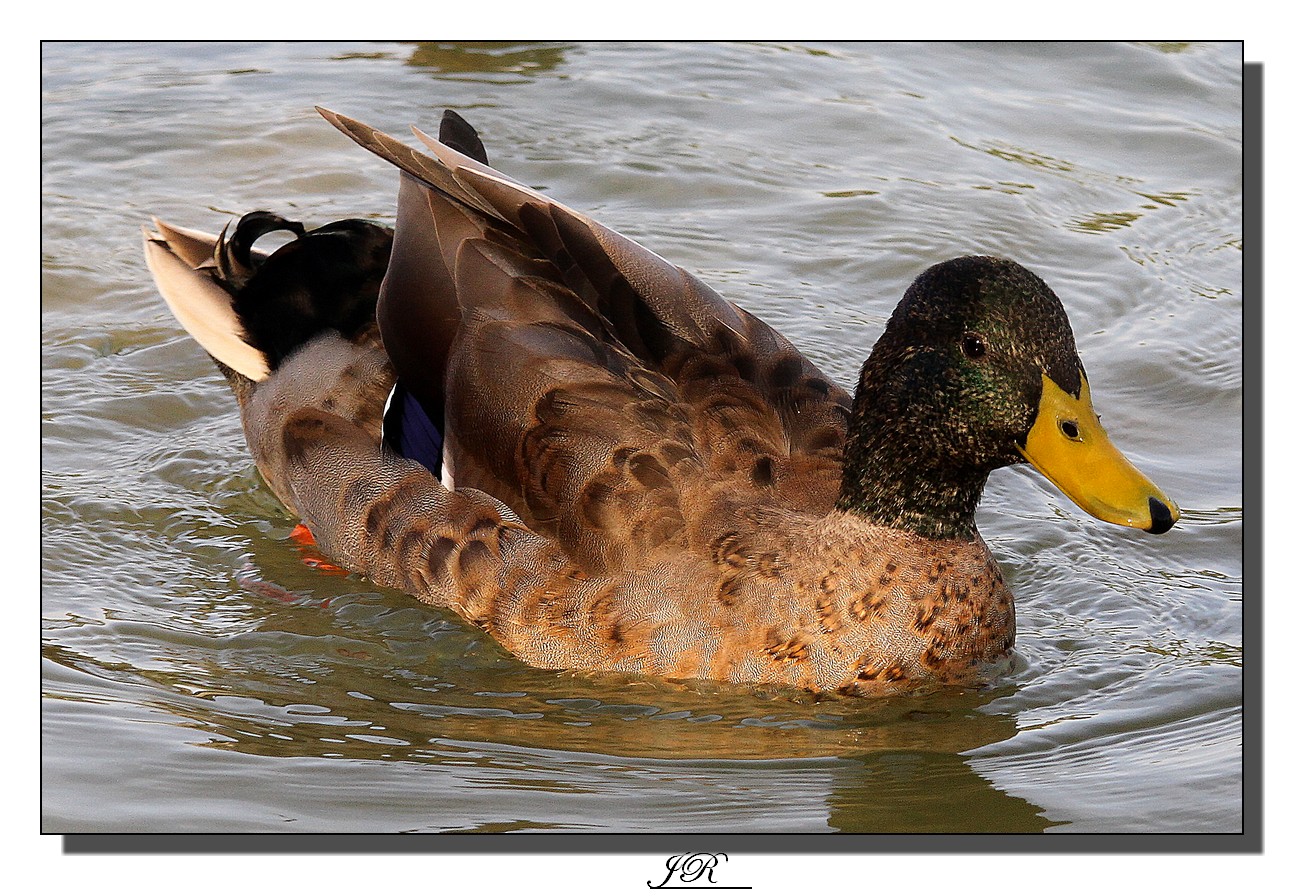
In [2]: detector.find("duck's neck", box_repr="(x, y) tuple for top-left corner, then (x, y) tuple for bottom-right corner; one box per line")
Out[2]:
(837, 445), (988, 540)
(836, 370), (991, 541)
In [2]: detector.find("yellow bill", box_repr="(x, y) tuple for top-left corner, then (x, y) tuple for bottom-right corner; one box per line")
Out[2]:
(1018, 373), (1178, 534)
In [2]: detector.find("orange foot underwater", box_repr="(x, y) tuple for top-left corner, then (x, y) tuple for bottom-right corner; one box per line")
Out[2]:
(289, 523), (349, 575)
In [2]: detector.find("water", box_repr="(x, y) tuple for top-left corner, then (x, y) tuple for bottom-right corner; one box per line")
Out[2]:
(41, 41), (1243, 835)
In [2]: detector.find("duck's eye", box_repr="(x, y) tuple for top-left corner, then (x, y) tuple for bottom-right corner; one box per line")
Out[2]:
(962, 334), (986, 360)
(1060, 420), (1081, 440)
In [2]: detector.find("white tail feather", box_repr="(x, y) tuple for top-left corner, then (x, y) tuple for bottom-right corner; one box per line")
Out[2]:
(143, 221), (271, 381)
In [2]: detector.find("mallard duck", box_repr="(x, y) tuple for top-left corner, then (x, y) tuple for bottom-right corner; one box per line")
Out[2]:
(143, 108), (1178, 697)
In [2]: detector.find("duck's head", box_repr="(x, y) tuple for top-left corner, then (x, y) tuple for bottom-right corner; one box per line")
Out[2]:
(838, 256), (1178, 540)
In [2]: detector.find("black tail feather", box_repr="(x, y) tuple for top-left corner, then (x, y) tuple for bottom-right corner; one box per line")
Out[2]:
(439, 109), (489, 165)
(228, 214), (393, 369)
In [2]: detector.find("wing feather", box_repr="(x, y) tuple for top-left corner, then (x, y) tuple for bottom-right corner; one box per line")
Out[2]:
(319, 108), (853, 570)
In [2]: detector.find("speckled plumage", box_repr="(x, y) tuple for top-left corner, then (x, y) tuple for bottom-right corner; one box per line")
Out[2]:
(143, 108), (1176, 697)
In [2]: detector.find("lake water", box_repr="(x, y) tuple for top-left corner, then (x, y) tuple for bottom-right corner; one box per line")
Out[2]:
(41, 41), (1244, 837)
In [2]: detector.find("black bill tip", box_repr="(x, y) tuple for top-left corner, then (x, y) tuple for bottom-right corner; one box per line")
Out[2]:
(1146, 496), (1176, 534)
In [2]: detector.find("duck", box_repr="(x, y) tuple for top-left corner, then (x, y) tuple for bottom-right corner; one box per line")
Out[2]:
(143, 108), (1179, 697)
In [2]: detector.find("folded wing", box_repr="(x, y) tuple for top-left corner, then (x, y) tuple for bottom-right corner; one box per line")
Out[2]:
(321, 109), (852, 573)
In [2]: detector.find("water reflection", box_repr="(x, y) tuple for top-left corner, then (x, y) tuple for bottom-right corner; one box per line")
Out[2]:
(1070, 210), (1143, 233)
(826, 752), (1055, 832)
(402, 42), (571, 80)
(953, 136), (1082, 176)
